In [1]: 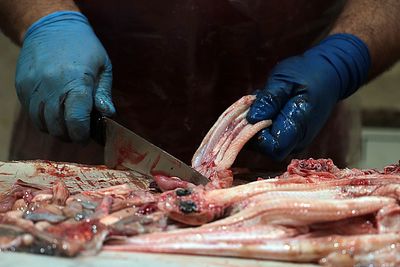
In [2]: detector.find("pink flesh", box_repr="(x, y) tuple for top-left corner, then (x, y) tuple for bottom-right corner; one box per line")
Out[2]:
(52, 179), (70, 205)
(376, 203), (400, 233)
(104, 96), (400, 265)
(107, 225), (301, 246)
(203, 196), (394, 228)
(309, 216), (377, 235)
(2, 95), (400, 265)
(99, 207), (137, 226)
(82, 184), (133, 198)
(104, 233), (400, 263)
(153, 174), (194, 192)
(157, 96), (271, 223)
(350, 242), (400, 266)
(111, 155), (400, 265)
(0, 177), (161, 256)
(93, 196), (114, 218)
(190, 95), (271, 188)
(192, 95), (258, 168)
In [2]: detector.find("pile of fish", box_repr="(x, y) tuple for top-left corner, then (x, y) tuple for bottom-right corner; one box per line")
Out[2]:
(0, 96), (399, 266)
(110, 159), (400, 266)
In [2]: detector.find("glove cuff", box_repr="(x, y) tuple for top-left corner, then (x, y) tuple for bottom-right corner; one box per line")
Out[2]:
(309, 33), (371, 100)
(24, 11), (90, 42)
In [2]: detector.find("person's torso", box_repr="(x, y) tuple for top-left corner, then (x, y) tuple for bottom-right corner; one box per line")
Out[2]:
(74, 0), (344, 164)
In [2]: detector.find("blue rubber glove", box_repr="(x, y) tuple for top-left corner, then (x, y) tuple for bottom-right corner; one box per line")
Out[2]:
(247, 33), (371, 161)
(15, 11), (115, 142)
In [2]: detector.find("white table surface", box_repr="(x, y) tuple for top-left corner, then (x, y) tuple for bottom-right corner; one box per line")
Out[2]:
(0, 251), (316, 267)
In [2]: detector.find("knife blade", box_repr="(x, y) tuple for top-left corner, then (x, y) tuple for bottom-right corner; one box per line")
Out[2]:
(91, 114), (209, 186)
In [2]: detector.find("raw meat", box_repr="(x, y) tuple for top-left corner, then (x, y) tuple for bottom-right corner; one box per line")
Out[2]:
(105, 159), (400, 266)
(1, 95), (400, 266)
(104, 96), (400, 266)
(157, 95), (271, 225)
(0, 177), (166, 256)
(192, 95), (271, 189)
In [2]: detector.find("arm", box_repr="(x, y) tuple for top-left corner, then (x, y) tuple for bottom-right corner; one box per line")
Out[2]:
(330, 0), (400, 77)
(0, 0), (79, 45)
(0, 1), (115, 142)
(247, 0), (400, 161)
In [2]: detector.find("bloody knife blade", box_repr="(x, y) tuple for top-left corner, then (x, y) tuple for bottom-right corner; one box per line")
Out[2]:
(91, 114), (209, 186)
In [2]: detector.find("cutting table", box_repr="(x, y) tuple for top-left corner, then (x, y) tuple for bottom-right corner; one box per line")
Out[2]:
(0, 161), (317, 267)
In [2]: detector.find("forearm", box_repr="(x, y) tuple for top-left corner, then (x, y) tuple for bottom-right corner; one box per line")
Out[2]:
(329, 0), (400, 78)
(0, 0), (79, 45)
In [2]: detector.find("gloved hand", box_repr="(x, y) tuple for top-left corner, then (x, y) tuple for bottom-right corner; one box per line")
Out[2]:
(247, 33), (370, 160)
(15, 11), (115, 142)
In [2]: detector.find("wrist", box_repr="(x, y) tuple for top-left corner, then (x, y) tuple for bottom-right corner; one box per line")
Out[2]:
(0, 0), (80, 45)
(23, 11), (89, 42)
(308, 33), (371, 99)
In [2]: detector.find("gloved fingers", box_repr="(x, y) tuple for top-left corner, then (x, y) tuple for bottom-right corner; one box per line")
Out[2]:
(253, 96), (309, 161)
(247, 91), (280, 124)
(252, 123), (298, 161)
(28, 90), (48, 133)
(64, 86), (94, 142)
(250, 128), (279, 159)
(43, 93), (68, 139)
(94, 57), (116, 117)
(247, 79), (293, 124)
(15, 69), (36, 110)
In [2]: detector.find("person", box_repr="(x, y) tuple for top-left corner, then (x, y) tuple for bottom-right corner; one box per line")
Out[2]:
(0, 0), (399, 171)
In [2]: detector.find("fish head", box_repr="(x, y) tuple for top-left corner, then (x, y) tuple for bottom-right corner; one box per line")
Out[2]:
(157, 187), (224, 226)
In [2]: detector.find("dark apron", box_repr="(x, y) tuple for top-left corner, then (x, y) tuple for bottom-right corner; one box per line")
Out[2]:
(10, 0), (356, 170)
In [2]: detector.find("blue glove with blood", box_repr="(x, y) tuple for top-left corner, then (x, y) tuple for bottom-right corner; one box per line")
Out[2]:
(16, 11), (115, 142)
(247, 33), (371, 160)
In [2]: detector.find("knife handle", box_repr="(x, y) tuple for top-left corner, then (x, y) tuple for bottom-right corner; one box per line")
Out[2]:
(90, 109), (106, 146)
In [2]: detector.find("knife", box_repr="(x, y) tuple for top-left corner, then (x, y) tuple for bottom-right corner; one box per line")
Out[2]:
(91, 113), (209, 186)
